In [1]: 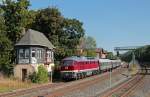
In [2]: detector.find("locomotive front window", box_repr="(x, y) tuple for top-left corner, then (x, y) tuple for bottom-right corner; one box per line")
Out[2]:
(62, 60), (73, 66)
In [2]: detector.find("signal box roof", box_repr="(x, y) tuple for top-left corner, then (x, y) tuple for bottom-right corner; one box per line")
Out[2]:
(15, 29), (55, 49)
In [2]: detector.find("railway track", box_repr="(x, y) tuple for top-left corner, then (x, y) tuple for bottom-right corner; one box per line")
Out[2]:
(98, 73), (145, 97)
(121, 75), (145, 97)
(122, 74), (150, 97)
(36, 68), (126, 97)
(0, 67), (126, 97)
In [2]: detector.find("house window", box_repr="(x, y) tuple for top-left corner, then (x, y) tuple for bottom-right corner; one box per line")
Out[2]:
(47, 51), (51, 58)
(19, 49), (29, 59)
(37, 49), (42, 59)
(19, 49), (24, 58)
(31, 49), (37, 64)
(32, 49), (36, 57)
(49, 51), (51, 58)
(25, 49), (29, 58)
(39, 50), (42, 58)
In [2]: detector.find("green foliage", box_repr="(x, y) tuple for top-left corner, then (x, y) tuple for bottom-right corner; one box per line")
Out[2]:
(0, 33), (12, 75)
(62, 18), (85, 48)
(135, 45), (150, 62)
(32, 7), (85, 61)
(0, 1), (85, 76)
(0, 0), (32, 76)
(82, 36), (97, 49)
(1, 0), (30, 44)
(29, 65), (49, 83)
(53, 64), (61, 80)
(106, 52), (117, 59)
(32, 7), (63, 47)
(37, 65), (49, 83)
(82, 49), (96, 57)
(120, 45), (150, 63)
(29, 72), (38, 83)
(26, 10), (37, 29)
(78, 36), (97, 57)
(0, 9), (5, 33)
(0, 7), (13, 75)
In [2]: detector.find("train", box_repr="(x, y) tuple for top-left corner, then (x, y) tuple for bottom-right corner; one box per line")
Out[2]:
(60, 56), (122, 80)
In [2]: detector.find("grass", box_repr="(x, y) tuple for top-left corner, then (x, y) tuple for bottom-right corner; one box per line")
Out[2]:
(129, 64), (139, 75)
(0, 77), (37, 93)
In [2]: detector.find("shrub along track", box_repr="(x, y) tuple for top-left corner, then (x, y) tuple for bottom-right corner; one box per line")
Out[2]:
(97, 73), (145, 97)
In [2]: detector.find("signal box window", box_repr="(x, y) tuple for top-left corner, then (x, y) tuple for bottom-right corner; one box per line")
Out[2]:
(19, 49), (29, 59)
(32, 49), (36, 57)
(19, 49), (24, 58)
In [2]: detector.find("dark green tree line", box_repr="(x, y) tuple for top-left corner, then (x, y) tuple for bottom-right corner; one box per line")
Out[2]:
(120, 45), (150, 64)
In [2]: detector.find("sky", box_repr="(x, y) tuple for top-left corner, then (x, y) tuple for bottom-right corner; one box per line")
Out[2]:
(29, 0), (150, 52)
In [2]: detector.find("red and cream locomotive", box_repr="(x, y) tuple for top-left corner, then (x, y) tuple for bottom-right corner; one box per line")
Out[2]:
(60, 56), (99, 80)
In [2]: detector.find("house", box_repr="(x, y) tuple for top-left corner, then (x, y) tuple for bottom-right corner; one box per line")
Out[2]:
(14, 29), (55, 81)
(96, 48), (107, 59)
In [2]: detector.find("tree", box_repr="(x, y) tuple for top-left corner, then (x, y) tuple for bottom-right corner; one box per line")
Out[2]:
(0, 0), (31, 71)
(32, 7), (64, 47)
(61, 18), (84, 48)
(85, 36), (96, 49)
(1, 0), (30, 44)
(120, 45), (150, 63)
(106, 52), (117, 60)
(32, 7), (85, 61)
(0, 2), (85, 75)
(0, 7), (13, 75)
(135, 45), (150, 62)
(0, 33), (12, 75)
(0, 8), (6, 34)
(78, 36), (97, 57)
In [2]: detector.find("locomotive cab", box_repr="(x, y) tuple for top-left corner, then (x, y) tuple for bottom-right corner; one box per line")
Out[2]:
(61, 59), (77, 80)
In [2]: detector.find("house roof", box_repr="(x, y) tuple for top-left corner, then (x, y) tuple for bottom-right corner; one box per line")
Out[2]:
(15, 29), (55, 49)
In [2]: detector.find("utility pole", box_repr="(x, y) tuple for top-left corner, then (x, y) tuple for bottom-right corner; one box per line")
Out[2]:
(109, 68), (112, 88)
(51, 70), (53, 83)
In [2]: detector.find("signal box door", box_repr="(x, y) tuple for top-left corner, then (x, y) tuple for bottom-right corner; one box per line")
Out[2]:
(22, 69), (27, 81)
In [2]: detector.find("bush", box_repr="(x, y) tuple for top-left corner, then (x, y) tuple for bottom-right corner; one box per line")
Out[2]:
(29, 65), (49, 83)
(29, 72), (38, 83)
